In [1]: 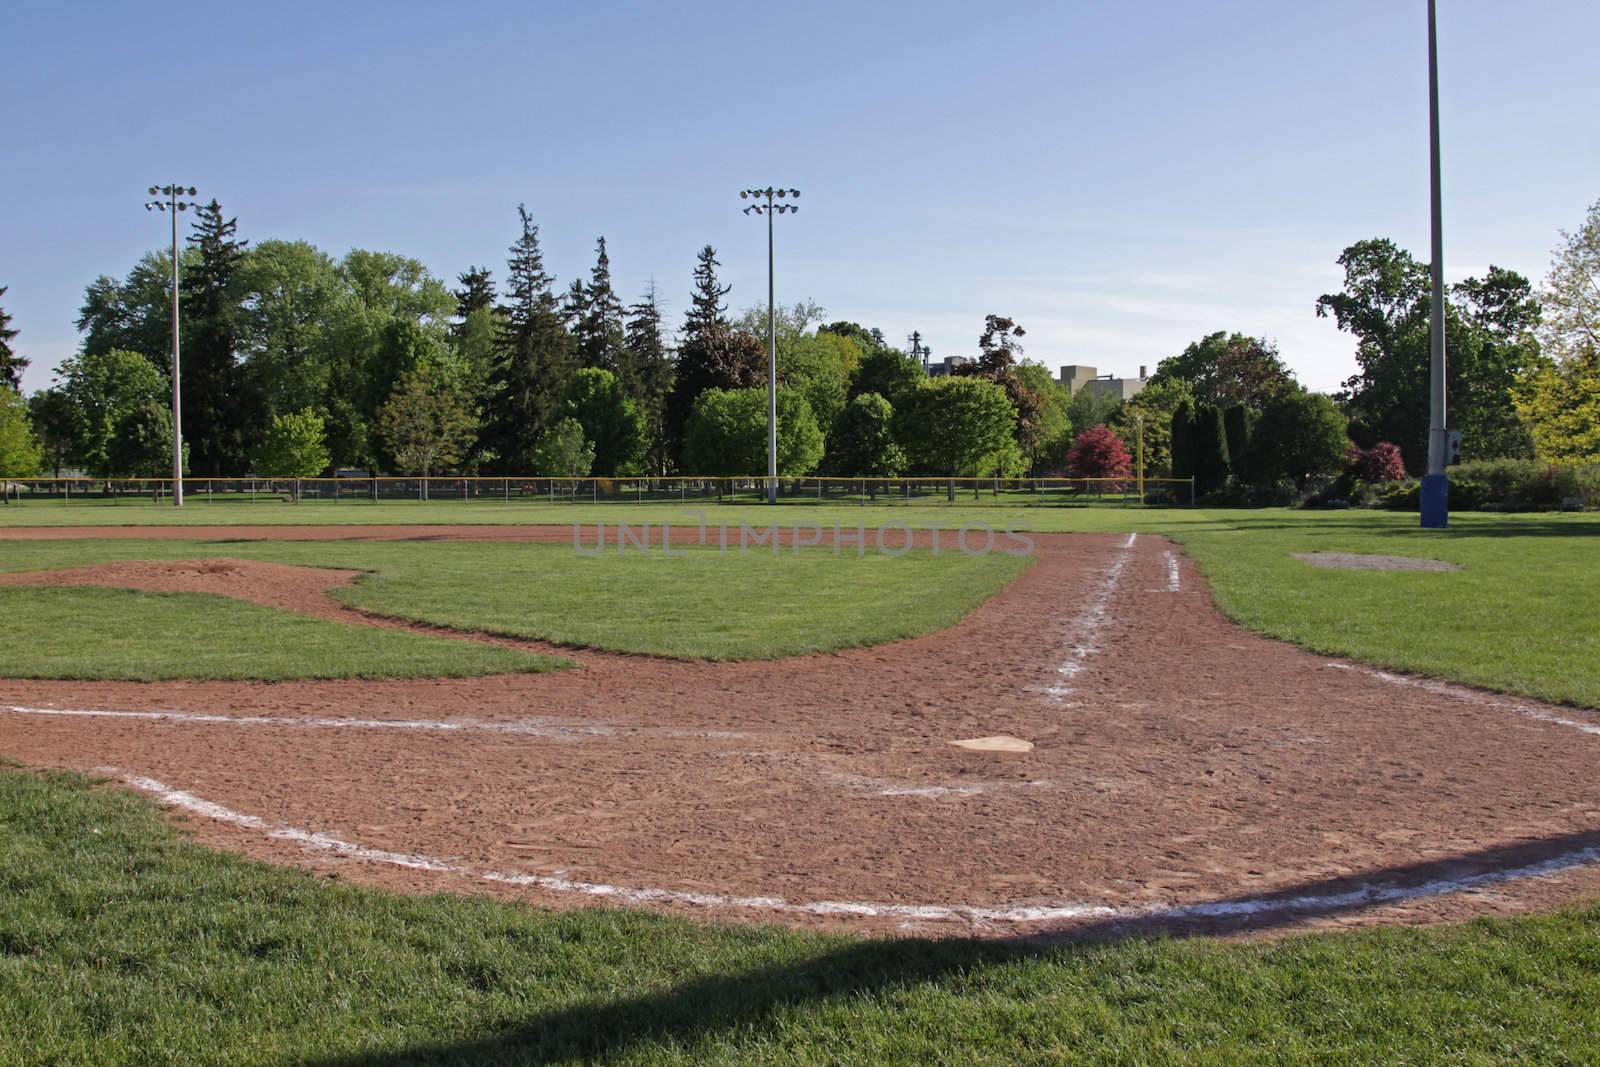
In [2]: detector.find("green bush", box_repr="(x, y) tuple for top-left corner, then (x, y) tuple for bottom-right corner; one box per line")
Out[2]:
(1373, 460), (1599, 512)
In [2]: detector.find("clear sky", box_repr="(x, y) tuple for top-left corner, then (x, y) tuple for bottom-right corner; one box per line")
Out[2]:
(3, 0), (1597, 396)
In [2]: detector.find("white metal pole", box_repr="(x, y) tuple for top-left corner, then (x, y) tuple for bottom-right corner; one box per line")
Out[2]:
(766, 192), (778, 506)
(170, 190), (184, 507)
(1421, 0), (1449, 528)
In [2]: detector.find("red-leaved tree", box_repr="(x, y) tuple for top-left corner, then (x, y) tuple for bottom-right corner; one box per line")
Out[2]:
(1065, 424), (1132, 479)
(1347, 441), (1406, 483)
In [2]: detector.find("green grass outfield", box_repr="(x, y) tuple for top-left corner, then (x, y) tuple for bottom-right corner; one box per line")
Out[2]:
(4, 503), (1596, 706)
(0, 586), (564, 681)
(0, 540), (1028, 665)
(4, 765), (1600, 1065)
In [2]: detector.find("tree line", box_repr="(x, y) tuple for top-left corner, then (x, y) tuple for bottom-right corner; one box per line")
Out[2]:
(1, 197), (1597, 496)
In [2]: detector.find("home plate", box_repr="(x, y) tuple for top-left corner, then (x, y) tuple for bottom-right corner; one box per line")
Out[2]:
(949, 736), (1034, 753)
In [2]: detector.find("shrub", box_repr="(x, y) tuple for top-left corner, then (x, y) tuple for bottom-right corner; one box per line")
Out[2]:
(1373, 460), (1600, 511)
(1348, 442), (1406, 483)
(1065, 424), (1131, 479)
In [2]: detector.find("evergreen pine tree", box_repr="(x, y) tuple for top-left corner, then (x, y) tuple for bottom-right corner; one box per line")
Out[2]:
(481, 205), (573, 472)
(666, 246), (761, 467)
(573, 238), (628, 380)
(181, 201), (261, 473)
(1170, 401), (1196, 482)
(625, 280), (674, 474)
(0, 287), (28, 390)
(452, 267), (497, 320)
(1194, 403), (1232, 495)
(682, 245), (731, 343)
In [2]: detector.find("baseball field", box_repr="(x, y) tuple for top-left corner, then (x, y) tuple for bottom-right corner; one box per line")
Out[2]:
(2, 501), (1598, 1063)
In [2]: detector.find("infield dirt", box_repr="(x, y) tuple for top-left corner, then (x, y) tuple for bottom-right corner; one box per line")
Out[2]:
(3, 524), (1598, 938)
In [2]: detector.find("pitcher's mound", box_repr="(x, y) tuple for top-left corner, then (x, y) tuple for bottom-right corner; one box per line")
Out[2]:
(949, 735), (1034, 753)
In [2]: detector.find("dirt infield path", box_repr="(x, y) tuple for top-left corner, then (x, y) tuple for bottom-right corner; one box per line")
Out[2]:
(3, 524), (1599, 938)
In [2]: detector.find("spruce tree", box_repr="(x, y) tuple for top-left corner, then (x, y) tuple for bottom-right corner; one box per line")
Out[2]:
(452, 267), (496, 320)
(0, 287), (27, 390)
(481, 205), (572, 472)
(666, 246), (761, 467)
(573, 238), (628, 379)
(181, 201), (260, 473)
(682, 245), (731, 343)
(626, 280), (674, 474)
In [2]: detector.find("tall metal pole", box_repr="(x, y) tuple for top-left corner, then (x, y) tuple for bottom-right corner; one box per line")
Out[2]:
(146, 184), (196, 508)
(766, 197), (777, 505)
(169, 190), (183, 508)
(741, 187), (800, 505)
(1421, 0), (1449, 528)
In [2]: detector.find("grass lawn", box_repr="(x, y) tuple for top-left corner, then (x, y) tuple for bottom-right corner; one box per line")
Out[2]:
(1169, 511), (1600, 709)
(3, 765), (1598, 1065)
(4, 507), (1597, 702)
(0, 586), (562, 681)
(0, 539), (1031, 663)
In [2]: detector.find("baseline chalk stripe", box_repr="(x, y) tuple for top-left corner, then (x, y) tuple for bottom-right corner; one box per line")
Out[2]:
(1325, 665), (1600, 739)
(2, 705), (746, 741)
(110, 771), (1600, 929)
(1044, 537), (1136, 701)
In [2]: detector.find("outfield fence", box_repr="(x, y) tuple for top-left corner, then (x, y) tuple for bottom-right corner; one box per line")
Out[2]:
(2, 475), (1196, 507)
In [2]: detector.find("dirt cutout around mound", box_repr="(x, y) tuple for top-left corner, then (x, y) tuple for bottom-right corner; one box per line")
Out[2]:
(1295, 552), (1462, 572)
(0, 558), (365, 621)
(3, 524), (1600, 942)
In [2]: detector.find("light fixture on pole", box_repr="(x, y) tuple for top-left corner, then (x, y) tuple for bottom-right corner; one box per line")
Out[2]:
(1420, 0), (1449, 529)
(741, 186), (801, 505)
(144, 184), (198, 508)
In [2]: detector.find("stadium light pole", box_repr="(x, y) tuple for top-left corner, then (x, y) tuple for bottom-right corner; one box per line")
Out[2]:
(1420, 0), (1449, 529)
(741, 187), (800, 505)
(144, 184), (198, 508)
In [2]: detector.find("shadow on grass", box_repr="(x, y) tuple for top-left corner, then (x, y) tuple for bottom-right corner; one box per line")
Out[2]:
(309, 829), (1600, 1066)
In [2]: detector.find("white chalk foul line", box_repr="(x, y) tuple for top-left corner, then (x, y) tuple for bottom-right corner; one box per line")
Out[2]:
(108, 771), (1600, 929)
(1044, 537), (1135, 700)
(1324, 665), (1600, 739)
(2, 705), (746, 741)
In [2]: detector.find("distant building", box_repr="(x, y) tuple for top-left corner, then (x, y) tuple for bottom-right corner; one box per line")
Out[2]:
(926, 355), (973, 378)
(1058, 364), (1149, 402)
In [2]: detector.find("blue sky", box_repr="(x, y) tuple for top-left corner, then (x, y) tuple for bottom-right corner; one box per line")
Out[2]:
(3, 0), (1597, 395)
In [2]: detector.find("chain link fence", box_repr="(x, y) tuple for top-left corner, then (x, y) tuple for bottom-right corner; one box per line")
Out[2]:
(3, 476), (1196, 507)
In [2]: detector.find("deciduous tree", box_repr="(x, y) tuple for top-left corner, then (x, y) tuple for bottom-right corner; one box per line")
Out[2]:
(1065, 424), (1131, 480)
(55, 348), (167, 476)
(378, 366), (477, 495)
(850, 346), (924, 409)
(825, 393), (905, 478)
(683, 386), (823, 477)
(251, 409), (331, 478)
(1152, 331), (1296, 408)
(1539, 197), (1600, 367)
(894, 377), (1016, 480)
(562, 368), (645, 477)
(531, 417), (595, 479)
(1239, 390), (1350, 491)
(0, 388), (42, 487)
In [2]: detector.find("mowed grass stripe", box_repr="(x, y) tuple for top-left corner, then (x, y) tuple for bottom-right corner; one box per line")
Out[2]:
(0, 586), (563, 681)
